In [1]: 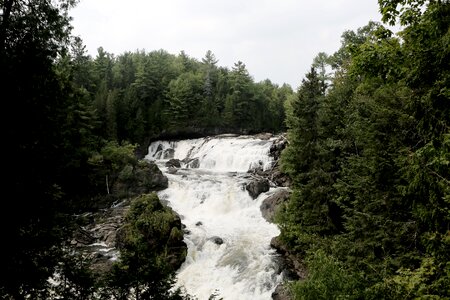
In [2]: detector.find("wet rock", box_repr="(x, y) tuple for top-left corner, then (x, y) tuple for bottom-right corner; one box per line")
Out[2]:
(209, 236), (224, 245)
(167, 167), (178, 174)
(270, 168), (292, 187)
(271, 282), (292, 300)
(255, 132), (273, 140)
(260, 189), (291, 222)
(165, 158), (181, 168)
(154, 144), (163, 159)
(163, 148), (175, 159)
(183, 157), (200, 168)
(269, 134), (288, 160)
(70, 205), (129, 275)
(248, 165), (265, 176)
(145, 161), (169, 190)
(112, 160), (168, 196)
(246, 178), (270, 199)
(271, 236), (306, 281)
(73, 226), (96, 245)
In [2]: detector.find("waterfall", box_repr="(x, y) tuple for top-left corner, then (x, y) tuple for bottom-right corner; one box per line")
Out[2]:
(146, 134), (281, 300)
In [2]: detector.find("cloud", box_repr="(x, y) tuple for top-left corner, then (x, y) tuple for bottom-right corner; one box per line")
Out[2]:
(70, 0), (386, 89)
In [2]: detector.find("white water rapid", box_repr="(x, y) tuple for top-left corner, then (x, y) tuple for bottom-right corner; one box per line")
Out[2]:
(146, 134), (282, 300)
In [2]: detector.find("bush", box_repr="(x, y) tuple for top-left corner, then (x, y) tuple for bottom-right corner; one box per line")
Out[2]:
(290, 250), (360, 300)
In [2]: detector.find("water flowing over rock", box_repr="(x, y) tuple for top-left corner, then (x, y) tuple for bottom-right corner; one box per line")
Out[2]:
(166, 158), (181, 168)
(146, 135), (282, 300)
(69, 159), (172, 276)
(208, 236), (224, 245)
(246, 178), (270, 199)
(182, 157), (200, 168)
(70, 204), (128, 275)
(163, 148), (175, 159)
(269, 134), (288, 159)
(271, 283), (293, 300)
(270, 236), (306, 282)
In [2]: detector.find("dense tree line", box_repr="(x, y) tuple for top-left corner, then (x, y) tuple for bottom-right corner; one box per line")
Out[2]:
(71, 47), (291, 146)
(2, 0), (448, 298)
(0, 0), (289, 298)
(278, 0), (449, 298)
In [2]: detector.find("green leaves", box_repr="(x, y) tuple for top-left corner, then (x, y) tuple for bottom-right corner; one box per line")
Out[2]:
(378, 0), (428, 26)
(108, 193), (187, 299)
(279, 2), (450, 298)
(290, 250), (359, 300)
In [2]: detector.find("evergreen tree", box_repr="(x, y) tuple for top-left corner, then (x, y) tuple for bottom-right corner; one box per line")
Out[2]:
(228, 61), (255, 129)
(0, 0), (88, 297)
(279, 1), (450, 298)
(106, 193), (186, 300)
(279, 67), (337, 253)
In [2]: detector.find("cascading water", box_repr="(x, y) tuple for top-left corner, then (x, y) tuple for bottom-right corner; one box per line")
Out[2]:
(146, 134), (282, 300)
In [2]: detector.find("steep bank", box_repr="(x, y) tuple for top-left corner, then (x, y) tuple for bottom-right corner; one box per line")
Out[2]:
(69, 159), (186, 278)
(255, 134), (306, 300)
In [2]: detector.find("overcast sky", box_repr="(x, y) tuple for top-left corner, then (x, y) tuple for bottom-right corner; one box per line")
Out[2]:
(70, 0), (387, 90)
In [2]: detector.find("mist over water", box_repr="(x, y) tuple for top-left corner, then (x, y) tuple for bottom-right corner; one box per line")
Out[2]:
(146, 135), (281, 300)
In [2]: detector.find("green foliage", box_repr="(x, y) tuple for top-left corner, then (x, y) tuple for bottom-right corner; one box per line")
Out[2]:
(106, 193), (187, 299)
(0, 0), (90, 297)
(72, 48), (291, 140)
(1, 0), (290, 297)
(279, 1), (450, 299)
(378, 0), (428, 26)
(85, 141), (138, 197)
(7, 0), (448, 298)
(165, 72), (204, 128)
(279, 67), (340, 254)
(380, 257), (450, 299)
(290, 250), (359, 300)
(98, 141), (137, 172)
(49, 252), (98, 300)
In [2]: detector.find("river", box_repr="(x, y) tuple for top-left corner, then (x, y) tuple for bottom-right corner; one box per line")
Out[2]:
(146, 134), (282, 300)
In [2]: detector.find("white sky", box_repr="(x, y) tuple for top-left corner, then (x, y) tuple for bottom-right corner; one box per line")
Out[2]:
(70, 0), (387, 90)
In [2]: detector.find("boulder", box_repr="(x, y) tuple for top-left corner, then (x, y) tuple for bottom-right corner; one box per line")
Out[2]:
(271, 283), (292, 300)
(72, 226), (96, 246)
(112, 160), (168, 197)
(209, 236), (224, 245)
(145, 161), (169, 190)
(183, 157), (200, 168)
(246, 178), (270, 199)
(255, 132), (273, 140)
(167, 167), (178, 174)
(260, 189), (291, 222)
(270, 168), (292, 187)
(115, 196), (187, 272)
(166, 159), (181, 174)
(165, 158), (181, 168)
(269, 134), (288, 160)
(163, 148), (175, 159)
(271, 236), (307, 281)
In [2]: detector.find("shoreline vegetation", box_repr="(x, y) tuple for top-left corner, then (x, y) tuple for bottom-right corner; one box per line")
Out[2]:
(2, 0), (448, 299)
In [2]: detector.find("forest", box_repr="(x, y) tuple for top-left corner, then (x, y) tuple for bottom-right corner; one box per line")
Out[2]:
(1, 0), (449, 299)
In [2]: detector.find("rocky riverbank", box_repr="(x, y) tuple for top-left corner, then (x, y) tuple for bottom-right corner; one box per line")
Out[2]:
(247, 133), (305, 300)
(69, 159), (186, 277)
(70, 132), (299, 299)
